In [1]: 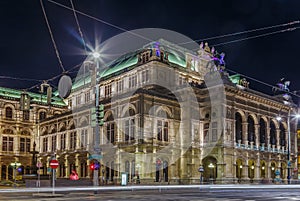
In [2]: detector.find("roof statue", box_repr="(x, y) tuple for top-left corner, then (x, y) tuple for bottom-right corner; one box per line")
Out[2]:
(204, 42), (211, 52)
(199, 42), (204, 49)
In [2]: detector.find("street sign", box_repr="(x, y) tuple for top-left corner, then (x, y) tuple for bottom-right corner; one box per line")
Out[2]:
(275, 170), (280, 176)
(198, 166), (204, 172)
(36, 162), (42, 168)
(88, 154), (103, 160)
(49, 159), (59, 169)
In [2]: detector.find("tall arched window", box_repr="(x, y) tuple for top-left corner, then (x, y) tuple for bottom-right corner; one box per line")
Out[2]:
(280, 123), (286, 147)
(270, 121), (276, 145)
(124, 108), (135, 142)
(235, 113), (243, 143)
(5, 107), (12, 119)
(157, 109), (169, 142)
(247, 116), (255, 145)
(106, 114), (115, 144)
(259, 118), (267, 145)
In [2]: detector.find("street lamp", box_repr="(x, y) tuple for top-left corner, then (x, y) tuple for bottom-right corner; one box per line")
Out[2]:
(239, 165), (243, 182)
(10, 162), (21, 186)
(208, 163), (215, 183)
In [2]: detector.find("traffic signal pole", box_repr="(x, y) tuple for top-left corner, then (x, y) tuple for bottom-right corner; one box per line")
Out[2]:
(93, 60), (100, 189)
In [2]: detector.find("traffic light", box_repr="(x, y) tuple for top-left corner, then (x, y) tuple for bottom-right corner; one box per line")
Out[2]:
(90, 163), (95, 170)
(90, 161), (100, 170)
(96, 104), (104, 126)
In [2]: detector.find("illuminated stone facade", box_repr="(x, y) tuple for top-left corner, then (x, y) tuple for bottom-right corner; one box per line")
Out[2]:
(1, 40), (297, 184)
(0, 87), (66, 181)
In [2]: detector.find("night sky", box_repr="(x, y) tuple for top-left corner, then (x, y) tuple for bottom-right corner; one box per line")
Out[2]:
(0, 0), (300, 96)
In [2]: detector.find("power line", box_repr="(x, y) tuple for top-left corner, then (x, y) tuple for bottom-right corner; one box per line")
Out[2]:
(212, 27), (298, 47)
(40, 0), (66, 72)
(226, 68), (300, 98)
(47, 0), (153, 43)
(179, 20), (299, 45)
(70, 0), (88, 55)
(0, 76), (43, 82)
(24, 62), (82, 91)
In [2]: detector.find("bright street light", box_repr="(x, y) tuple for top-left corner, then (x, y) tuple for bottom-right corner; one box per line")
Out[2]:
(92, 52), (100, 59)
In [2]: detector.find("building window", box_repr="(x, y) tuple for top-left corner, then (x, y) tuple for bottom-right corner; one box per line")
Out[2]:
(203, 123), (209, 143)
(179, 76), (186, 85)
(20, 138), (25, 152)
(60, 133), (66, 150)
(3, 136), (13, 151)
(235, 113), (243, 143)
(80, 129), (87, 148)
(68, 99), (72, 109)
(70, 132), (77, 149)
(76, 95), (81, 105)
(43, 137), (48, 152)
(157, 120), (168, 141)
(5, 107), (12, 119)
(39, 111), (46, 121)
(23, 110), (30, 121)
(106, 123), (115, 144)
(51, 136), (56, 152)
(128, 75), (137, 89)
(20, 138), (31, 152)
(85, 91), (90, 103)
(104, 84), (112, 97)
(141, 70), (149, 83)
(125, 119), (135, 142)
(117, 80), (124, 93)
(212, 122), (217, 142)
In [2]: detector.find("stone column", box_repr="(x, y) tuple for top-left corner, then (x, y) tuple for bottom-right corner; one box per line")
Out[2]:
(64, 155), (69, 178)
(254, 156), (261, 182)
(242, 123), (248, 146)
(276, 129), (281, 151)
(255, 124), (260, 149)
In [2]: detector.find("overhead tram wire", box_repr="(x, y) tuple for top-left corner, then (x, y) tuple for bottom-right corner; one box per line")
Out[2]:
(38, 0), (300, 100)
(70, 0), (88, 55)
(0, 76), (43, 83)
(47, 0), (153, 43)
(225, 68), (300, 99)
(40, 0), (66, 73)
(179, 20), (299, 45)
(212, 27), (299, 47)
(24, 62), (82, 92)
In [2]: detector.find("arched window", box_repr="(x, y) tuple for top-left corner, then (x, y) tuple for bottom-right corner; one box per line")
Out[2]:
(247, 116), (255, 144)
(124, 108), (135, 142)
(259, 118), (267, 145)
(280, 123), (286, 146)
(5, 107), (12, 119)
(106, 114), (115, 144)
(157, 109), (169, 142)
(39, 111), (46, 121)
(235, 113), (243, 143)
(270, 121), (276, 145)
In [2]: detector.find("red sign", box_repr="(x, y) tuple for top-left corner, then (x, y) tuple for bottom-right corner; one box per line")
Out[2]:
(49, 159), (59, 169)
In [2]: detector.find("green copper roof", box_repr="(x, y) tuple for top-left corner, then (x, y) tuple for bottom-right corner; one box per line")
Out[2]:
(229, 74), (240, 85)
(168, 53), (186, 67)
(0, 87), (66, 107)
(100, 55), (138, 78)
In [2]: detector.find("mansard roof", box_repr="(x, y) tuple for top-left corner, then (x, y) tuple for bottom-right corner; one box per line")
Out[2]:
(0, 86), (66, 107)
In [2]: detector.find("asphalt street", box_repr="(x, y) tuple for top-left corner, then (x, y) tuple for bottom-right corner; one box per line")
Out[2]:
(1, 185), (300, 201)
